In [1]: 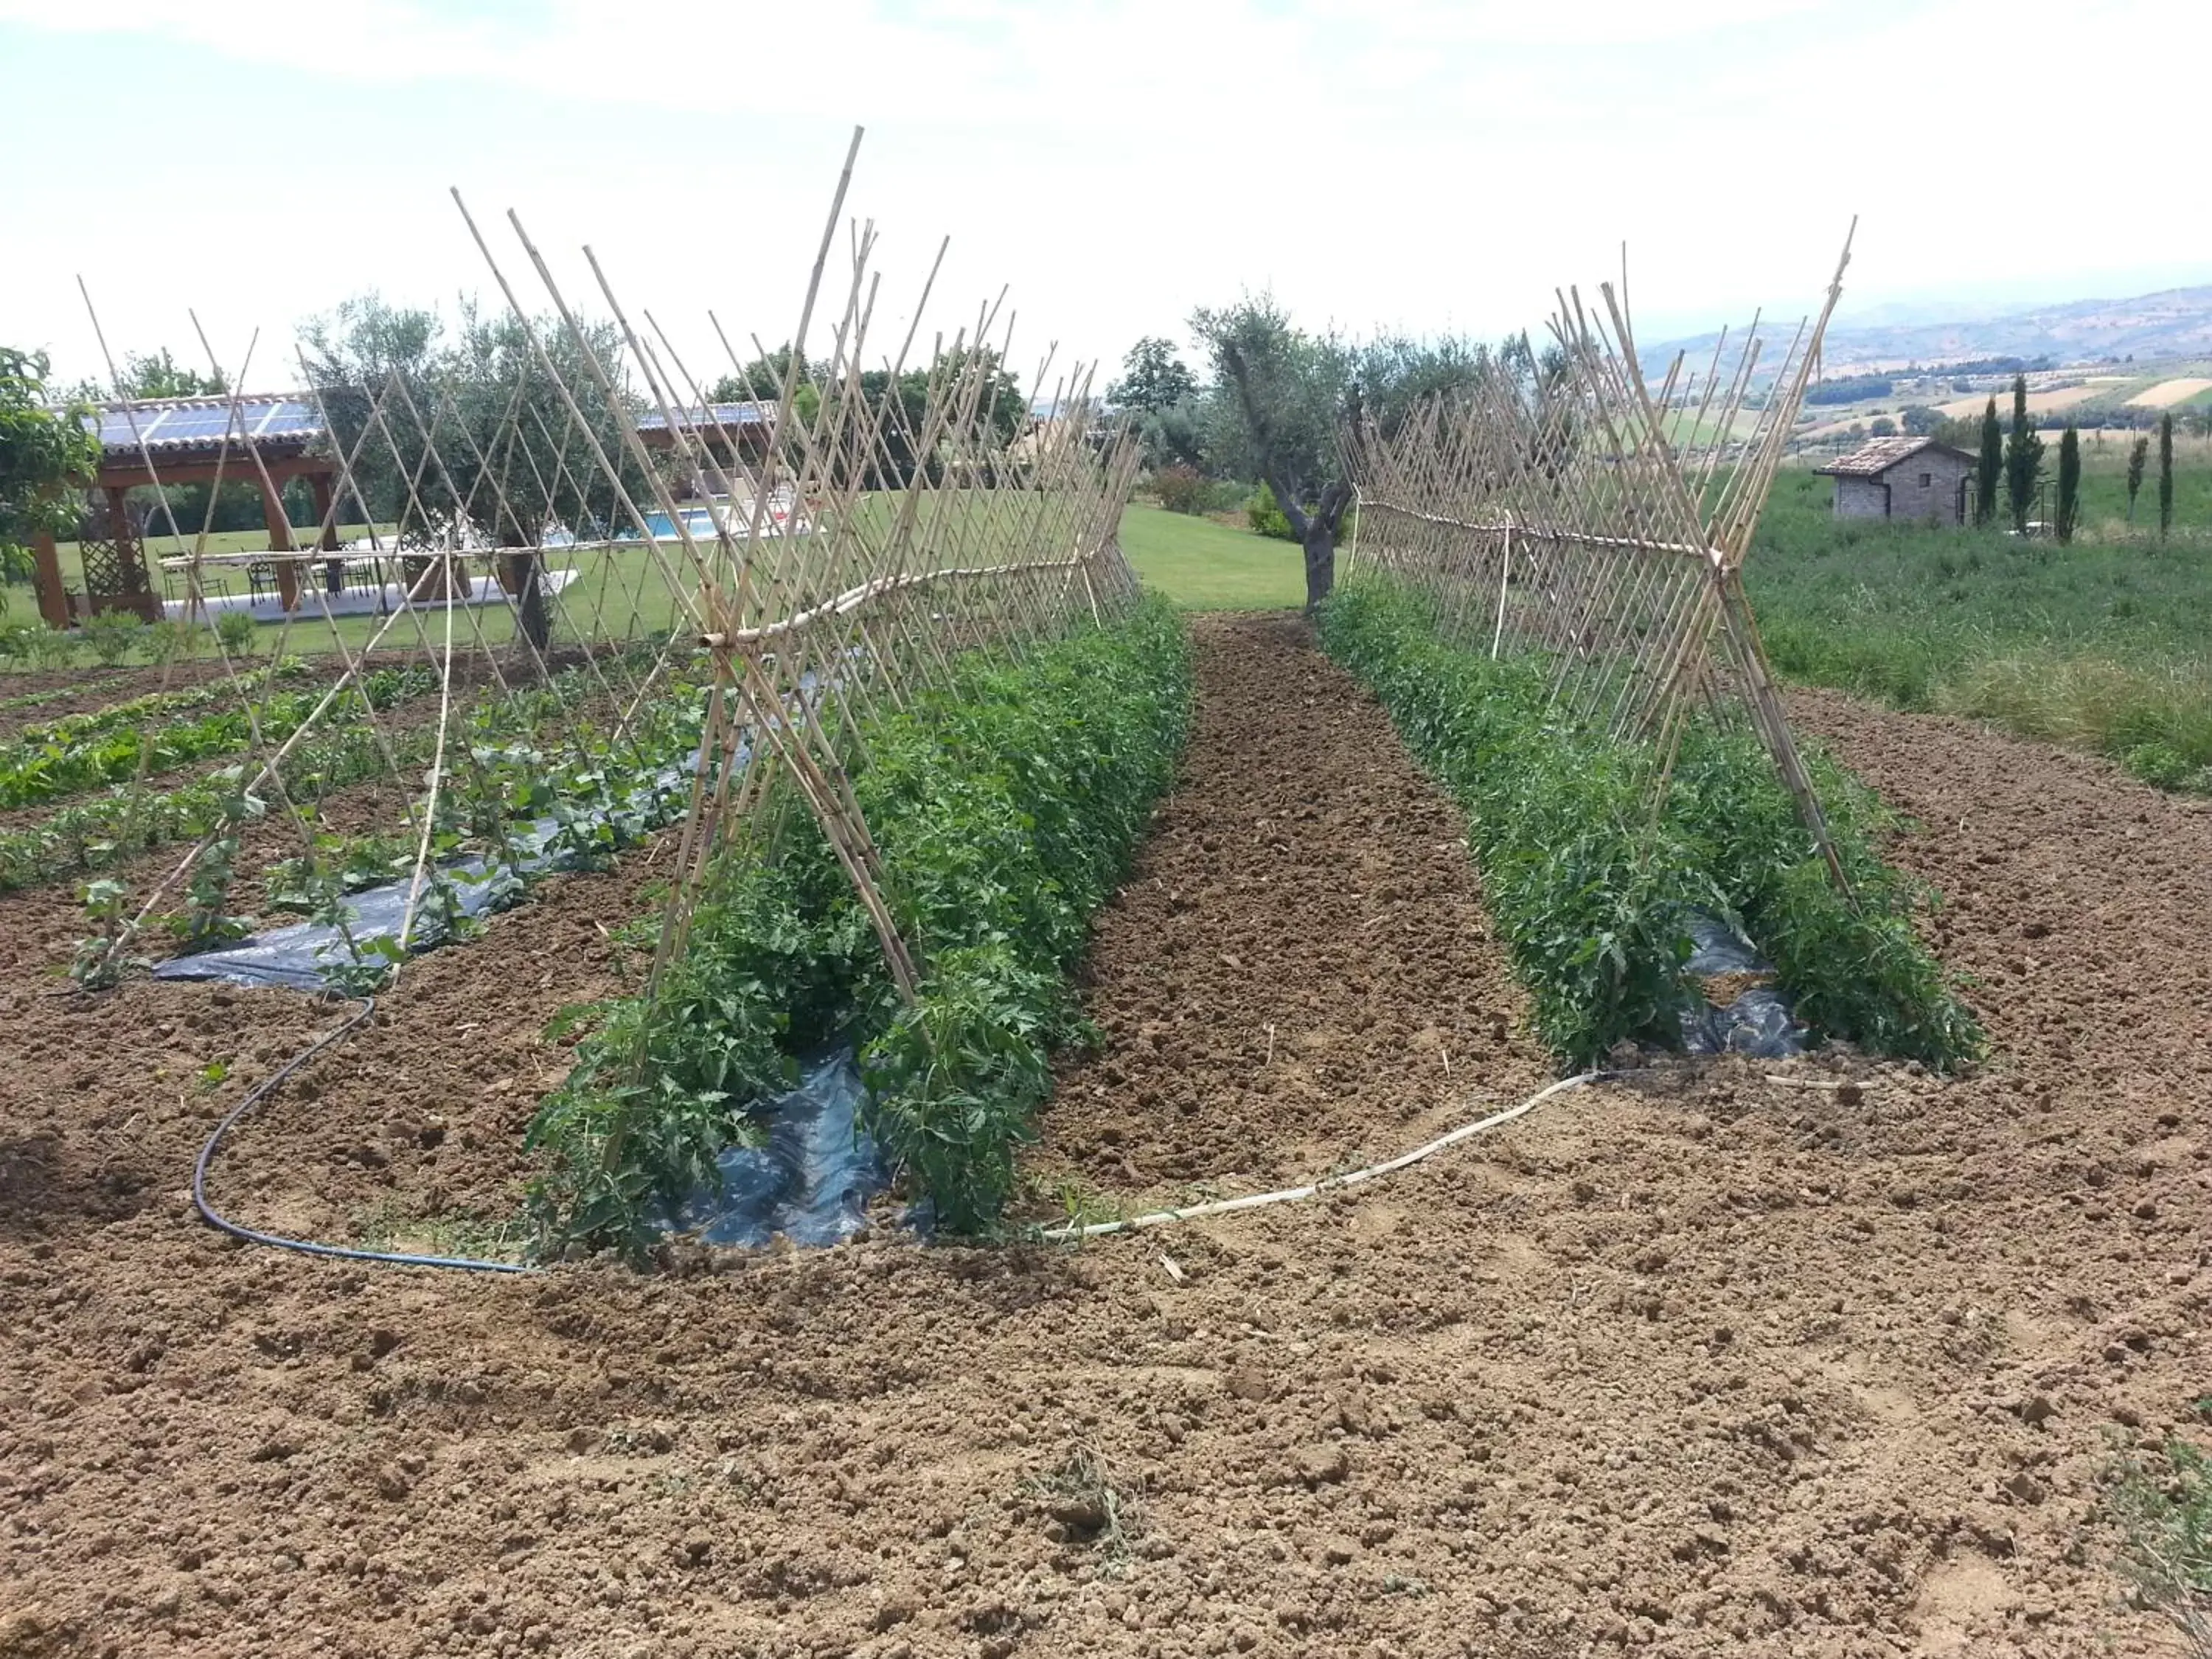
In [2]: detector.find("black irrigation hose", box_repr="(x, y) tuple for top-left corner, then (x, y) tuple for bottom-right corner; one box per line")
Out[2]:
(192, 994), (538, 1276)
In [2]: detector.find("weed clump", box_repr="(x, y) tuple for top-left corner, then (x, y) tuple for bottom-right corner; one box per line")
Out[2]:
(2109, 1433), (2212, 1656)
(1024, 1446), (1138, 1568)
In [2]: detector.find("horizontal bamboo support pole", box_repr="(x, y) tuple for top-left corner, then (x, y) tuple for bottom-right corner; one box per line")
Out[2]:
(1358, 499), (1721, 566)
(702, 553), (1094, 650)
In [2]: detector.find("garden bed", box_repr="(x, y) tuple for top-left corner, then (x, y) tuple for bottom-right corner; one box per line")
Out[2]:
(1319, 579), (1983, 1069)
(1, 613), (2203, 1656)
(533, 597), (1196, 1253)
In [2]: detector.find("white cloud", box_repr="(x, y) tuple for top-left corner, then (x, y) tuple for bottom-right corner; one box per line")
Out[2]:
(1, 0), (2202, 392)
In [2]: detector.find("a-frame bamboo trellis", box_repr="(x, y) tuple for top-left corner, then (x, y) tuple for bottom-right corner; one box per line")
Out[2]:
(84, 128), (1141, 1000)
(1344, 230), (1858, 897)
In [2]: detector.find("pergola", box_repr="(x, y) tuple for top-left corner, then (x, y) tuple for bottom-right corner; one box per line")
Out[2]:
(30, 394), (341, 628)
(636, 400), (774, 498)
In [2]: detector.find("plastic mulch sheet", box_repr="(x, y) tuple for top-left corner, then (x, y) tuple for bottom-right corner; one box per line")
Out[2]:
(1678, 912), (1807, 1060)
(654, 1050), (887, 1248)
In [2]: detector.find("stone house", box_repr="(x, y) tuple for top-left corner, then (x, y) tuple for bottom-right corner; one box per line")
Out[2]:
(1813, 436), (1978, 524)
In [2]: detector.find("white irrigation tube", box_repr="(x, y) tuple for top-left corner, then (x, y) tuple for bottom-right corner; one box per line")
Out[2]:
(1040, 1071), (1604, 1242)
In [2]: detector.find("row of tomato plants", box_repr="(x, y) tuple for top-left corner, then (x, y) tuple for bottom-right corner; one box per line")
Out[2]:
(529, 596), (1194, 1256)
(1319, 579), (1983, 1069)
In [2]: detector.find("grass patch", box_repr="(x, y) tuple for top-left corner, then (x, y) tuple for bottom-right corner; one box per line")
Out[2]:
(1118, 503), (1305, 610)
(530, 597), (1194, 1253)
(1321, 578), (1981, 1068)
(1747, 467), (2212, 791)
(2109, 1431), (2212, 1656)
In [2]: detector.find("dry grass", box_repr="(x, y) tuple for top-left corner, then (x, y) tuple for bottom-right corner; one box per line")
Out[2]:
(1934, 383), (2107, 420)
(1932, 655), (2212, 787)
(2126, 377), (2212, 409)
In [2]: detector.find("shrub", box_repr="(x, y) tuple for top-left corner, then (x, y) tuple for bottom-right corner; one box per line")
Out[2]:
(25, 627), (78, 669)
(1244, 482), (1357, 546)
(1160, 475), (1252, 517)
(215, 609), (259, 658)
(1246, 482), (1295, 540)
(82, 610), (147, 668)
(1152, 465), (1208, 515)
(147, 619), (201, 664)
(0, 622), (37, 664)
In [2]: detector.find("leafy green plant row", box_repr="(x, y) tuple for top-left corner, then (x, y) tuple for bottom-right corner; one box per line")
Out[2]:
(0, 661), (440, 810)
(0, 643), (670, 894)
(1, 706), (427, 896)
(1319, 579), (1983, 1068)
(262, 665), (714, 925)
(532, 597), (1194, 1255)
(66, 644), (707, 988)
(7, 656), (306, 748)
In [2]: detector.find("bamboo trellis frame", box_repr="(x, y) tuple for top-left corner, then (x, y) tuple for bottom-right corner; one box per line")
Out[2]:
(85, 129), (1144, 1001)
(1344, 230), (1859, 897)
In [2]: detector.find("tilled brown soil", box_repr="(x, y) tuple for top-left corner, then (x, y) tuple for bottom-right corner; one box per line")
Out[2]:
(0, 614), (2206, 1658)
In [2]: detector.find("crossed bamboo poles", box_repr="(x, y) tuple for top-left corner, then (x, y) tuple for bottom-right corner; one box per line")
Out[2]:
(1346, 230), (1860, 900)
(86, 127), (1144, 997)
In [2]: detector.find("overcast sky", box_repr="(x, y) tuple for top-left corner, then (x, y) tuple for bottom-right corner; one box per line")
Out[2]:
(4, 0), (2204, 397)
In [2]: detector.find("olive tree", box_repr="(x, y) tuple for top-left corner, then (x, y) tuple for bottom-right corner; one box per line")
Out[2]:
(1190, 298), (1357, 612)
(301, 295), (656, 651)
(1192, 299), (1498, 611)
(1, 348), (100, 613)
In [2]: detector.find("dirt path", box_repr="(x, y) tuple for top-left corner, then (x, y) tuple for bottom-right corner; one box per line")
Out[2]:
(0, 616), (2202, 1658)
(1029, 611), (1552, 1208)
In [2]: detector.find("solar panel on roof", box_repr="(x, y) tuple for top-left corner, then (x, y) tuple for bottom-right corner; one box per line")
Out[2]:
(253, 401), (320, 437)
(83, 397), (324, 456)
(148, 411), (244, 442)
(636, 402), (769, 430)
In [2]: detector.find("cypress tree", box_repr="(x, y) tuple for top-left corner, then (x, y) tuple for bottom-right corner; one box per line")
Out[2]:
(2157, 412), (2174, 539)
(1975, 395), (2001, 524)
(2056, 424), (2081, 545)
(2003, 373), (2044, 534)
(2125, 434), (2149, 524)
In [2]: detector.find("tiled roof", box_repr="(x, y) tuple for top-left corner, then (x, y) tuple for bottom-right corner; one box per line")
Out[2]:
(1812, 435), (1975, 478)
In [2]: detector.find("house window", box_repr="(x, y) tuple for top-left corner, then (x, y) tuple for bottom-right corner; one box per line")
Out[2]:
(1919, 472), (1932, 487)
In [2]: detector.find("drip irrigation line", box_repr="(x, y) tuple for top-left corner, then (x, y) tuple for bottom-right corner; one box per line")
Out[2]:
(1039, 1071), (1605, 1242)
(192, 995), (537, 1276)
(194, 998), (1595, 1270)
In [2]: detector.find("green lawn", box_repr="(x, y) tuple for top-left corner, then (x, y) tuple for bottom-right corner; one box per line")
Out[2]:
(1118, 504), (1304, 609)
(10, 498), (1285, 672)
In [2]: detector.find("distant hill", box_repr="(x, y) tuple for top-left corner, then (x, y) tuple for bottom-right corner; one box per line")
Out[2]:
(1644, 285), (2212, 384)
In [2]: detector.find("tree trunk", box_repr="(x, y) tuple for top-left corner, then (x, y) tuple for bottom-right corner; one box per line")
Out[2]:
(1302, 524), (1336, 613)
(505, 552), (551, 655)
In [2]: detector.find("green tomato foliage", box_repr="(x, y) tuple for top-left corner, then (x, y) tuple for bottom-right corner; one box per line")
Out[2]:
(1318, 579), (1982, 1070)
(530, 597), (1194, 1256)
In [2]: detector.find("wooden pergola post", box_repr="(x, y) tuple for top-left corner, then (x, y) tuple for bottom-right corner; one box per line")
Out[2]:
(30, 526), (69, 630)
(309, 470), (344, 593)
(93, 487), (161, 622)
(257, 476), (301, 612)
